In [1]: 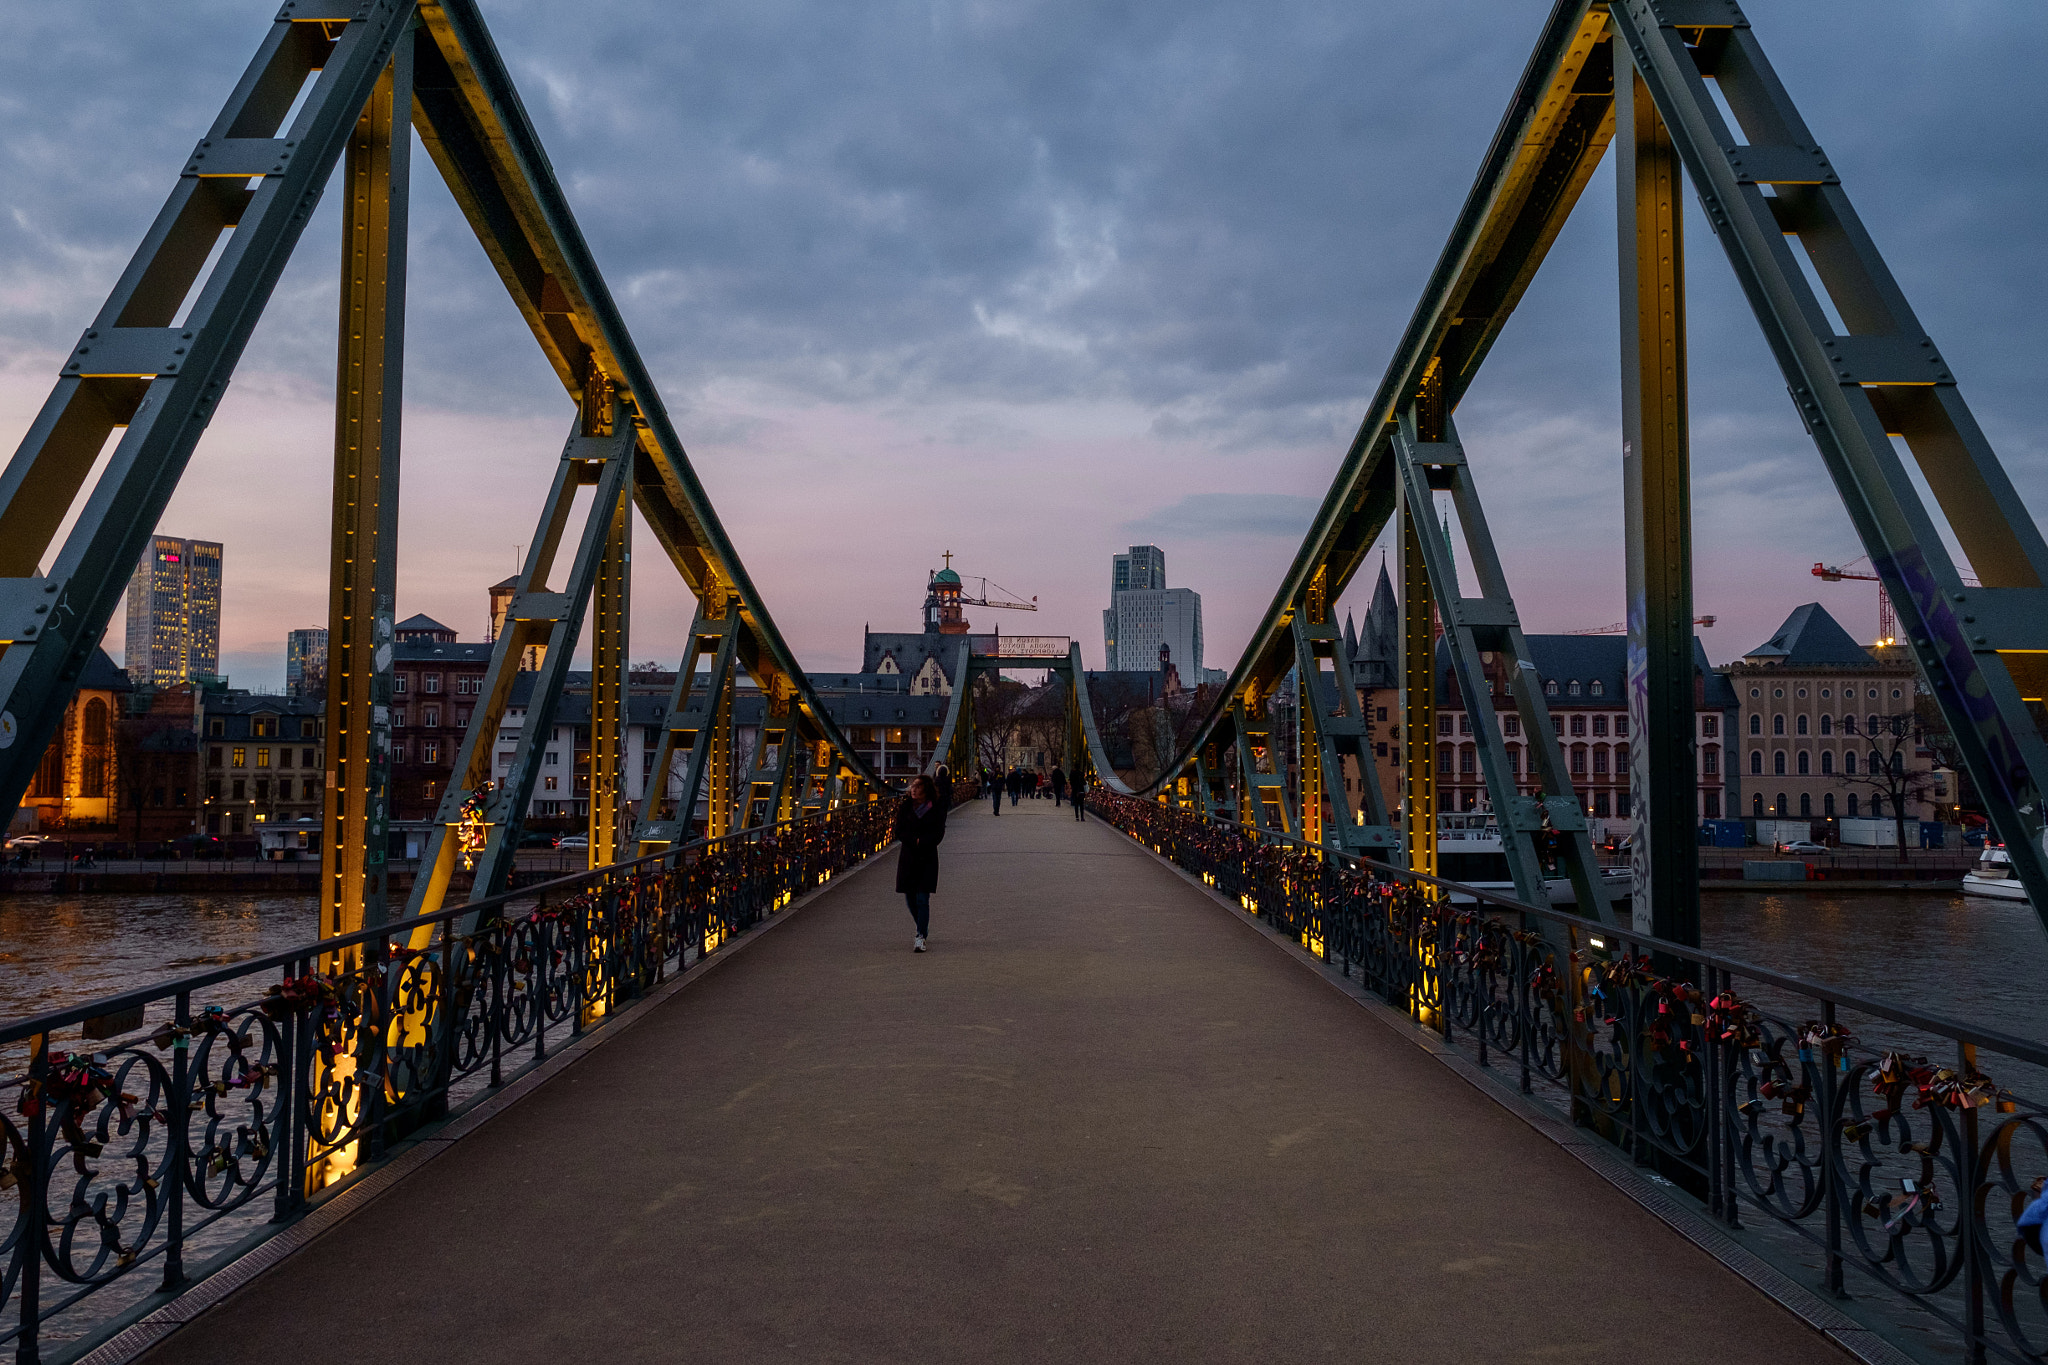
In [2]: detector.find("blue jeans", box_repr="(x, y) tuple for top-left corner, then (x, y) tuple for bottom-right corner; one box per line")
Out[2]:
(905, 892), (930, 936)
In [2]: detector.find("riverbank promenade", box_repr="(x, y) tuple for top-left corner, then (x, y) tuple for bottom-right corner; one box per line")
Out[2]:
(143, 799), (1846, 1365)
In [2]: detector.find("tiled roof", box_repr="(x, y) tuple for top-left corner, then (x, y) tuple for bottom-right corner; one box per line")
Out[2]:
(1742, 602), (1873, 667)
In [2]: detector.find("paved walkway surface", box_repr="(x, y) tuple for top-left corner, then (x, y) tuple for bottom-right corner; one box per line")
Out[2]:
(147, 798), (1846, 1364)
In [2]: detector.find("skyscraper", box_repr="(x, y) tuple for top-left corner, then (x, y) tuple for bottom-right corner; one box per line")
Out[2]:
(286, 628), (328, 698)
(1102, 544), (1202, 677)
(124, 536), (222, 688)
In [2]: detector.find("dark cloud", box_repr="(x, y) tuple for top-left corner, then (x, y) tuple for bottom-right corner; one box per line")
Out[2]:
(1123, 493), (1319, 541)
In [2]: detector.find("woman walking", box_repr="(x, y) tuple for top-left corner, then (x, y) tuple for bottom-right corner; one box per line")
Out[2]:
(896, 775), (946, 952)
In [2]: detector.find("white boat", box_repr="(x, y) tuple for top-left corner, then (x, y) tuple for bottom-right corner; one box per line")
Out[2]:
(1433, 811), (1631, 908)
(1962, 844), (2029, 902)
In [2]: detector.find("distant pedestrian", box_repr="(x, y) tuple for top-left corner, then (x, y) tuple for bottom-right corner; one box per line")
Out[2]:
(1007, 768), (1022, 807)
(934, 763), (954, 810)
(895, 775), (946, 953)
(1070, 764), (1089, 820)
(987, 766), (1002, 816)
(1051, 767), (1068, 807)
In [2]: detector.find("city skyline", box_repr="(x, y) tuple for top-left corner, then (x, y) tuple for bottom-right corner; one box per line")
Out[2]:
(4, 2), (2042, 693)
(122, 536), (222, 689)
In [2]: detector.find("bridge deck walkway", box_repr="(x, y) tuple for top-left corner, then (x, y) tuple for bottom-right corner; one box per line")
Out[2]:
(145, 797), (1845, 1364)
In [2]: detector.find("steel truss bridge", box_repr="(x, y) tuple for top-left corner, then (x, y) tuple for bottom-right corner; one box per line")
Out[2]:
(4, 0), (2046, 944)
(5, 1), (2048, 1357)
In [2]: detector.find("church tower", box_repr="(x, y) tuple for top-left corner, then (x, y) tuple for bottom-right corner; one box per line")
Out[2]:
(923, 553), (971, 635)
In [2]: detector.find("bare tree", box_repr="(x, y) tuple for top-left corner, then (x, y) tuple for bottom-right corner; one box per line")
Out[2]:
(1837, 709), (1942, 862)
(972, 675), (1030, 777)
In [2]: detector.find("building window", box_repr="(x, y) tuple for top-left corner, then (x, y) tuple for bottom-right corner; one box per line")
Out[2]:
(1824, 793), (1836, 815)
(254, 779), (269, 801)
(1570, 748), (1586, 776)
(1570, 715), (1585, 737)
(424, 674), (442, 694)
(1590, 679), (1605, 697)
(206, 778), (220, 800)
(395, 675), (409, 693)
(546, 750), (559, 766)
(1796, 715), (1809, 735)
(1775, 792), (1787, 815)
(302, 719), (316, 737)
(545, 774), (559, 791)
(1819, 715), (1832, 735)
(302, 748), (315, 767)
(1703, 748), (1718, 775)
(1753, 793), (1764, 815)
(1797, 751), (1810, 775)
(392, 743), (407, 763)
(1592, 716), (1608, 737)
(232, 747), (246, 768)
(1844, 751), (1857, 775)
(1568, 680), (1582, 697)
(1544, 679), (1558, 696)
(1820, 751), (1833, 775)
(209, 718), (224, 737)
(1438, 715), (1454, 737)
(1772, 715), (1785, 736)
(209, 746), (223, 768)
(1843, 714), (1858, 734)
(1774, 751), (1786, 775)
(1615, 743), (1627, 772)
(1749, 715), (1761, 735)
(1799, 792), (1812, 816)
(1750, 751), (1762, 775)
(423, 707), (439, 727)
(1702, 716), (1718, 738)
(1376, 707), (1388, 722)
(257, 747), (271, 767)
(1459, 746), (1475, 775)
(231, 778), (245, 800)
(1615, 716), (1628, 737)
(394, 707), (408, 728)
(1848, 793), (1860, 816)
(423, 742), (440, 764)
(1703, 792), (1720, 818)
(1503, 715), (1520, 737)
(1436, 745), (1452, 776)
(1457, 714), (1471, 736)
(1871, 795), (1885, 817)
(1592, 748), (1608, 775)
(1593, 792), (1610, 816)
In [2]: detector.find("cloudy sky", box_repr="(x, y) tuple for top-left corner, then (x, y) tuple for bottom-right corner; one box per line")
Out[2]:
(3, 1), (2044, 689)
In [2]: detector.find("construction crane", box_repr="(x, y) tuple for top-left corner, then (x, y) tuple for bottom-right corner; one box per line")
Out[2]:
(938, 551), (1036, 611)
(1568, 617), (1714, 635)
(1812, 559), (1895, 645)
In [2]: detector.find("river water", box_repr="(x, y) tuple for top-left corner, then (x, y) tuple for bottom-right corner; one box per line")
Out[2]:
(2, 887), (2039, 1044)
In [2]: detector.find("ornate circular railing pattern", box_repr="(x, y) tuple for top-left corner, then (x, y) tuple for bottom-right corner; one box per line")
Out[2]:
(0, 801), (893, 1362)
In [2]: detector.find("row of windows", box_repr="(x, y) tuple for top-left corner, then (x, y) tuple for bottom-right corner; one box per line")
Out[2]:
(207, 775), (320, 802)
(1749, 749), (1904, 776)
(1435, 712), (1632, 739)
(1435, 743), (1630, 777)
(1748, 713), (1907, 737)
(392, 674), (484, 695)
(206, 717), (319, 739)
(393, 706), (471, 729)
(211, 746), (318, 769)
(1748, 685), (1905, 702)
(1752, 792), (1892, 817)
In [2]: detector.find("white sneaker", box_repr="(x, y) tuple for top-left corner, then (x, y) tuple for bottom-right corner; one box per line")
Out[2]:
(913, 935), (927, 953)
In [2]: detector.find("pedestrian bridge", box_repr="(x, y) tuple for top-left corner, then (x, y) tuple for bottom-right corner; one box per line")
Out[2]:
(100, 800), (1834, 1365)
(9, 1), (2048, 1362)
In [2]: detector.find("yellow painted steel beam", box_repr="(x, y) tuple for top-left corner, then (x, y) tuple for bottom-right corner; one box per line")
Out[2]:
(321, 49), (410, 940)
(1400, 492), (1436, 879)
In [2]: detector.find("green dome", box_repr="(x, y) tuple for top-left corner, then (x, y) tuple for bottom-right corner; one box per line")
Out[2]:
(932, 568), (961, 585)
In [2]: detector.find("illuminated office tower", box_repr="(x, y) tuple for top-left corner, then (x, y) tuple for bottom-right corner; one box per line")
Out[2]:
(286, 627), (328, 697)
(124, 536), (223, 687)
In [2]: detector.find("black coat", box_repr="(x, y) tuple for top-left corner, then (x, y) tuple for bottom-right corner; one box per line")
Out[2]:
(1050, 768), (1068, 794)
(934, 768), (954, 809)
(894, 797), (947, 894)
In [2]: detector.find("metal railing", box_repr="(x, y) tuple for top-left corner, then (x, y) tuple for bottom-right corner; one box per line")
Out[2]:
(0, 802), (892, 1363)
(1095, 792), (2048, 1365)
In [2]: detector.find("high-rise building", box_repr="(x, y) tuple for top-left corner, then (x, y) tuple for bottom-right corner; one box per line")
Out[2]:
(1102, 544), (1202, 677)
(125, 536), (222, 688)
(286, 628), (328, 698)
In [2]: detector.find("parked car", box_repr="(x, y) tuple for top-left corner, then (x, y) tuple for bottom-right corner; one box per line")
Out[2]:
(517, 831), (559, 849)
(1777, 839), (1828, 855)
(167, 833), (227, 859)
(5, 834), (50, 851)
(557, 834), (589, 850)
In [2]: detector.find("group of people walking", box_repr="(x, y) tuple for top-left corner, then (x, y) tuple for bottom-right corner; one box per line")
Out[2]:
(893, 759), (1091, 953)
(979, 764), (1087, 818)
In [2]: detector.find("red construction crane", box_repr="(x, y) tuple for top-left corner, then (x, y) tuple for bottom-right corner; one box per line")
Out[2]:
(1567, 616), (1715, 636)
(1812, 559), (1894, 644)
